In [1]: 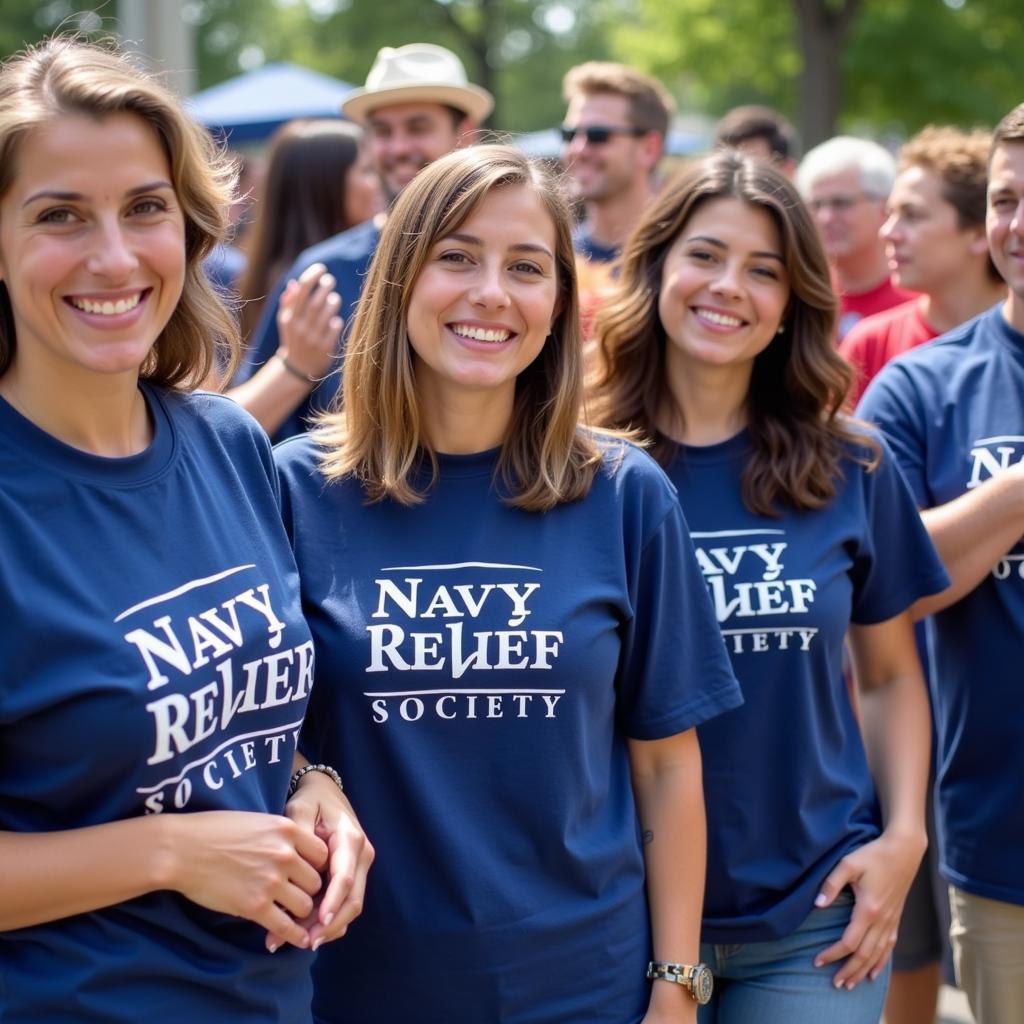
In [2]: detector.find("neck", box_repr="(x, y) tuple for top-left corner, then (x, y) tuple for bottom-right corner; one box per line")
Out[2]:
(661, 351), (751, 447)
(1004, 292), (1024, 335)
(417, 379), (514, 455)
(835, 246), (891, 296)
(921, 271), (1007, 334)
(0, 357), (150, 457)
(583, 178), (656, 252)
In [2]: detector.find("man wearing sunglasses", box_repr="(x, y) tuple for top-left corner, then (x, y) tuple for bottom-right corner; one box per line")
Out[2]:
(561, 62), (674, 265)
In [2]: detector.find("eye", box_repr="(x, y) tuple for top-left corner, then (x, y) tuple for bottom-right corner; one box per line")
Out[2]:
(129, 197), (167, 216)
(37, 207), (77, 225)
(751, 265), (780, 280)
(510, 260), (543, 275)
(686, 248), (714, 263)
(438, 250), (471, 265)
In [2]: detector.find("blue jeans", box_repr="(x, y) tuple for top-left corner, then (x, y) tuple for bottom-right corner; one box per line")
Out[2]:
(698, 892), (892, 1023)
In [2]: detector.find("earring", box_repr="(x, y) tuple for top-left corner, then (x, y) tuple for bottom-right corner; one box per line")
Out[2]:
(776, 323), (785, 336)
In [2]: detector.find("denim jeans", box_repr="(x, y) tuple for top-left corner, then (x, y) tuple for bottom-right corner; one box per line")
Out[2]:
(698, 892), (892, 1023)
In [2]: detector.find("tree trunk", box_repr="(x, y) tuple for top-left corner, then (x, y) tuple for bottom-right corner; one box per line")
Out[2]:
(793, 0), (861, 149)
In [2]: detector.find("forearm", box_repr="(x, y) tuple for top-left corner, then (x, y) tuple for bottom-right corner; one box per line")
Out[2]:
(225, 358), (313, 436)
(630, 732), (705, 957)
(858, 673), (930, 841)
(914, 468), (1024, 617)
(0, 816), (176, 931)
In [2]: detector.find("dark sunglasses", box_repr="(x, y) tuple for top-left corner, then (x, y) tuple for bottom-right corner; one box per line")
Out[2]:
(559, 124), (647, 145)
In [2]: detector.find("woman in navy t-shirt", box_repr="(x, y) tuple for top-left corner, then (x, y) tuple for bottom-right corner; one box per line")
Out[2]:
(0, 39), (369, 1023)
(589, 151), (949, 1023)
(275, 144), (742, 1024)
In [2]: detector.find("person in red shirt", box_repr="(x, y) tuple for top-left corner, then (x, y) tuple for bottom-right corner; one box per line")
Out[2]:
(797, 136), (916, 339)
(841, 127), (1005, 406)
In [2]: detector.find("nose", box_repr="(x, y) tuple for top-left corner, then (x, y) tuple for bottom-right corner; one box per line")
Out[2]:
(85, 216), (138, 281)
(1010, 198), (1024, 237)
(469, 263), (510, 309)
(881, 212), (899, 243)
(709, 260), (743, 300)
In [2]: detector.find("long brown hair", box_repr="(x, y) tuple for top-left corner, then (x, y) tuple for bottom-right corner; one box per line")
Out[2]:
(316, 144), (604, 512)
(589, 150), (877, 516)
(237, 119), (367, 342)
(0, 36), (238, 388)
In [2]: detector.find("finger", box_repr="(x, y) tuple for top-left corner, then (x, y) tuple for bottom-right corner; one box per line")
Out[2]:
(814, 911), (868, 968)
(274, 877), (317, 922)
(260, 902), (312, 953)
(868, 931), (899, 981)
(290, 841), (330, 894)
(309, 840), (374, 948)
(814, 864), (853, 910)
(833, 924), (888, 989)
(293, 821), (330, 868)
(314, 291), (342, 337)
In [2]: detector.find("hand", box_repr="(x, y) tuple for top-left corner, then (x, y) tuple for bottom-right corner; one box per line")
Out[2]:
(165, 810), (328, 952)
(641, 980), (699, 1024)
(267, 772), (374, 952)
(276, 262), (343, 382)
(813, 828), (927, 989)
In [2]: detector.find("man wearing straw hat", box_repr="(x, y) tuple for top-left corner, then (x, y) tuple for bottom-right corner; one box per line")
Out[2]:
(233, 44), (493, 440)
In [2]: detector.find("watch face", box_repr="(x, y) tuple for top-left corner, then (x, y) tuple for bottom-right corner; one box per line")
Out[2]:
(693, 965), (714, 1005)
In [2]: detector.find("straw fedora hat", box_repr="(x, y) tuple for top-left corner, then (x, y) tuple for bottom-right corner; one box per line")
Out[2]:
(342, 44), (494, 124)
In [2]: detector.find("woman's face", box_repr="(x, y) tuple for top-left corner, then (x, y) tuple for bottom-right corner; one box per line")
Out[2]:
(405, 183), (559, 417)
(658, 196), (790, 380)
(343, 147), (384, 227)
(0, 111), (185, 383)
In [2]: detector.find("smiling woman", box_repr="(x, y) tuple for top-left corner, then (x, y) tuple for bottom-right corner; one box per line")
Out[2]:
(588, 151), (950, 1024)
(0, 37), (371, 1024)
(273, 145), (744, 1024)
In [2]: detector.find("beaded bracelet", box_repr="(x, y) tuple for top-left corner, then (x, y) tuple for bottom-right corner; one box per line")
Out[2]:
(274, 351), (316, 385)
(288, 763), (344, 798)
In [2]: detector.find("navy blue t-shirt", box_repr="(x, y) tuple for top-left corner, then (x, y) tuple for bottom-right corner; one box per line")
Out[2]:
(237, 219), (381, 442)
(665, 429), (948, 943)
(572, 222), (620, 265)
(858, 304), (1024, 906)
(0, 386), (315, 1022)
(275, 436), (742, 1024)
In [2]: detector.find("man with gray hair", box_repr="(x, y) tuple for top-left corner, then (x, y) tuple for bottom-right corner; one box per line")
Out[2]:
(797, 136), (915, 338)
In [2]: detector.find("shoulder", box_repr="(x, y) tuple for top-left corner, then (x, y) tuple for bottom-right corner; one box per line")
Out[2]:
(293, 219), (381, 275)
(164, 388), (268, 443)
(589, 434), (680, 530)
(840, 300), (916, 356)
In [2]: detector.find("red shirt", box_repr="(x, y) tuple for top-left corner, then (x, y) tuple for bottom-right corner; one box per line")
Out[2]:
(839, 299), (938, 407)
(837, 277), (917, 341)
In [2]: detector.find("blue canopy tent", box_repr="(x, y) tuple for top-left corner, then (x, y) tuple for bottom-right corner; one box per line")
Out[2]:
(187, 63), (356, 144)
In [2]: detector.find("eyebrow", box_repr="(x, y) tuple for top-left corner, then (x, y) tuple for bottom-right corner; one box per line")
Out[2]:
(22, 180), (174, 208)
(685, 233), (783, 262)
(444, 231), (554, 259)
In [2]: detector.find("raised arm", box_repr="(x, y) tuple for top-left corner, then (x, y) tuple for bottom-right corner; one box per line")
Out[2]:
(912, 462), (1024, 618)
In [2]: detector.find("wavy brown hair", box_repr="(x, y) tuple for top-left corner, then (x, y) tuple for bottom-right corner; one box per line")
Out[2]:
(588, 150), (878, 516)
(317, 144), (603, 511)
(0, 36), (238, 388)
(237, 119), (368, 343)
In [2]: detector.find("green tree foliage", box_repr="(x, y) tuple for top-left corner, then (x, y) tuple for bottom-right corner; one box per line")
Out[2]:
(0, 0), (110, 58)
(607, 0), (1024, 144)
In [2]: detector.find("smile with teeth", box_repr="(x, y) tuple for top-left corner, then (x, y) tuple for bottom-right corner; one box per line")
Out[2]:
(69, 292), (144, 316)
(695, 307), (744, 328)
(449, 323), (514, 344)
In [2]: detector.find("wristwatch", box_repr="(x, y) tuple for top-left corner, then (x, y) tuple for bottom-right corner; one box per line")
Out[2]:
(646, 961), (714, 1004)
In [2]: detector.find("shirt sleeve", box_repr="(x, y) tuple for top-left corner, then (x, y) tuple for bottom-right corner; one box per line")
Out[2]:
(616, 500), (743, 740)
(848, 435), (950, 625)
(856, 363), (931, 507)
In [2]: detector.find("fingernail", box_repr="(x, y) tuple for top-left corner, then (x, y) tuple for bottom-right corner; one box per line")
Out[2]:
(846, 982), (855, 991)
(814, 892), (827, 906)
(813, 959), (823, 968)
(323, 911), (334, 927)
(833, 978), (844, 989)
(312, 938), (323, 951)
(268, 941), (279, 954)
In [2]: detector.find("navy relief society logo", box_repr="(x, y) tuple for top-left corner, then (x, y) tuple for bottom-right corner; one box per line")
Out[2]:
(364, 561), (565, 723)
(692, 529), (818, 654)
(117, 564), (314, 813)
(967, 434), (1024, 580)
